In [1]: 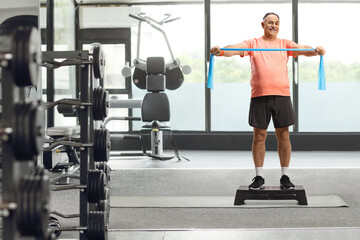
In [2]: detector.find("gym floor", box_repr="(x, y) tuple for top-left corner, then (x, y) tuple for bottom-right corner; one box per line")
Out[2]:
(46, 150), (360, 240)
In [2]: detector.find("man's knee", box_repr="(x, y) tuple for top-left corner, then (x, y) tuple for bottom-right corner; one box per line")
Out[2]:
(275, 127), (290, 142)
(253, 128), (267, 143)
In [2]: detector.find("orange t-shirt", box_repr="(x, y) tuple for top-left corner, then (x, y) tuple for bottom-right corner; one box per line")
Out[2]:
(241, 37), (296, 98)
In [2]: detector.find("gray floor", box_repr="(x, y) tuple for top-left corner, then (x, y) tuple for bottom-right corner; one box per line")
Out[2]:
(109, 150), (360, 169)
(52, 150), (360, 239)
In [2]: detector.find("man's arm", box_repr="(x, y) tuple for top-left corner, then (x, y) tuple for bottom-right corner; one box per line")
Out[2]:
(210, 43), (246, 57)
(292, 43), (326, 57)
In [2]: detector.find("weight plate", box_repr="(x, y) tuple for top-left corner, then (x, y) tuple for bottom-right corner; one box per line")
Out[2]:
(32, 103), (44, 157)
(12, 27), (40, 87)
(14, 103), (26, 159)
(92, 87), (100, 121)
(92, 87), (108, 121)
(38, 175), (50, 239)
(96, 162), (110, 180)
(88, 170), (99, 203)
(17, 176), (33, 235)
(93, 128), (110, 162)
(13, 103), (44, 160)
(17, 177), (28, 234)
(88, 211), (107, 240)
(102, 89), (109, 119)
(104, 129), (110, 162)
(92, 44), (105, 79)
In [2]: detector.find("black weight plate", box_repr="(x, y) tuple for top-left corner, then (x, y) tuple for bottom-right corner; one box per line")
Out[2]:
(99, 129), (106, 162)
(12, 27), (40, 87)
(132, 67), (147, 89)
(96, 162), (110, 179)
(13, 103), (44, 160)
(32, 176), (41, 234)
(30, 104), (45, 156)
(12, 28), (26, 86)
(93, 87), (108, 121)
(92, 44), (105, 79)
(0, 15), (38, 35)
(92, 87), (100, 121)
(88, 170), (100, 203)
(102, 90), (109, 120)
(17, 177), (28, 234)
(165, 67), (184, 90)
(22, 104), (33, 159)
(13, 104), (23, 159)
(99, 170), (106, 201)
(38, 175), (50, 239)
(87, 170), (95, 203)
(87, 212), (95, 239)
(93, 129), (101, 161)
(104, 129), (110, 162)
(22, 176), (34, 235)
(88, 211), (107, 240)
(13, 103), (31, 160)
(94, 129), (110, 162)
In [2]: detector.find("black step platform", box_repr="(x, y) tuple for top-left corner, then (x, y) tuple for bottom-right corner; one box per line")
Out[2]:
(234, 185), (308, 205)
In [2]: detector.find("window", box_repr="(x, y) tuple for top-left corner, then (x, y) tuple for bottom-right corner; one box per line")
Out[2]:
(298, 3), (360, 132)
(129, 5), (205, 131)
(210, 3), (293, 131)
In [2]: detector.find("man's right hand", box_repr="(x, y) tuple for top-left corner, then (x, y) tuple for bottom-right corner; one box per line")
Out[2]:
(210, 46), (222, 56)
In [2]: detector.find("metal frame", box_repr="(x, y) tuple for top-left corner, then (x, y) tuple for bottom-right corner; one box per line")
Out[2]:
(42, 50), (95, 239)
(78, 28), (133, 130)
(292, 0), (299, 132)
(205, 0), (211, 132)
(46, 0), (55, 128)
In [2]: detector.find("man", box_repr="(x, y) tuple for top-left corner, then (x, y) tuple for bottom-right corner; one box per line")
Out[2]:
(210, 12), (326, 190)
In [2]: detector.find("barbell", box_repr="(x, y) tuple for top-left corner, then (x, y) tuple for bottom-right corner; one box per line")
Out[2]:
(49, 211), (108, 240)
(47, 86), (109, 121)
(51, 169), (108, 203)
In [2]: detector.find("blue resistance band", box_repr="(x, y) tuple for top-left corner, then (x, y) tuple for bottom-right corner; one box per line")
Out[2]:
(207, 48), (326, 90)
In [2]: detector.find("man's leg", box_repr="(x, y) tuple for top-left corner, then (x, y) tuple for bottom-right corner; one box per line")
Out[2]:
(249, 127), (267, 189)
(252, 127), (267, 167)
(275, 126), (295, 189)
(275, 126), (291, 168)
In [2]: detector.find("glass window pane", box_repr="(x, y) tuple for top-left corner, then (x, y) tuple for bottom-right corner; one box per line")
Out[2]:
(130, 5), (205, 131)
(298, 3), (360, 132)
(210, 3), (293, 132)
(83, 44), (126, 89)
(106, 94), (130, 132)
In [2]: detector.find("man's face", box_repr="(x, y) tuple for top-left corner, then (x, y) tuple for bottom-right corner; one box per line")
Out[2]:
(262, 14), (280, 37)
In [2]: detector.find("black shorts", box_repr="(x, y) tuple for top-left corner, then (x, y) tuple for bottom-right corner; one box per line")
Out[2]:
(248, 95), (295, 129)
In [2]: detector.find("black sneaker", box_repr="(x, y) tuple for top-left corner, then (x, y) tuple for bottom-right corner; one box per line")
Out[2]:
(280, 175), (295, 190)
(249, 176), (265, 190)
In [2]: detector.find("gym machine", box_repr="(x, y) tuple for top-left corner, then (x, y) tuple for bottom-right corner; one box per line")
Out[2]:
(0, 27), (51, 239)
(118, 13), (191, 161)
(41, 43), (110, 239)
(122, 12), (192, 88)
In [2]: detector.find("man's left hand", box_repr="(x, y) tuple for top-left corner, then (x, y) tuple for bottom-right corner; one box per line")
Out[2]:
(315, 46), (326, 55)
